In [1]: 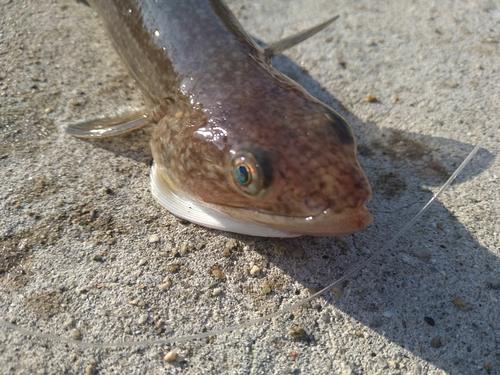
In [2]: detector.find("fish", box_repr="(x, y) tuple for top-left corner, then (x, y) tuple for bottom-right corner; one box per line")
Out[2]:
(67, 0), (373, 237)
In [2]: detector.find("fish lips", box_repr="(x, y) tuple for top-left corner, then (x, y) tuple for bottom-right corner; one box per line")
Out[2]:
(216, 196), (373, 237)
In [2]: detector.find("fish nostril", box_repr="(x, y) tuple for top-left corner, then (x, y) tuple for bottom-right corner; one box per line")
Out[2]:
(323, 111), (355, 146)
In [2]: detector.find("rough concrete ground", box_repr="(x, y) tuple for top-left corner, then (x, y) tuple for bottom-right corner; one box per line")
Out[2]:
(1, 0), (499, 374)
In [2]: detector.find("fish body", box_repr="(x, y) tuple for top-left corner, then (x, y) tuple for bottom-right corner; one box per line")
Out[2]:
(80, 0), (372, 236)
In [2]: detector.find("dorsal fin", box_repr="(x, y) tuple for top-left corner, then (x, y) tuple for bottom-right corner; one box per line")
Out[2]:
(264, 15), (339, 59)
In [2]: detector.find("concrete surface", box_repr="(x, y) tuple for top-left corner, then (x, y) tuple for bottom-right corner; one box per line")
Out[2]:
(1, 0), (499, 374)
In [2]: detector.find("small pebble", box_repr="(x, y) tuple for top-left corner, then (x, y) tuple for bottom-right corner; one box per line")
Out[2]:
(138, 258), (147, 266)
(148, 234), (159, 243)
(382, 311), (394, 318)
(365, 94), (377, 102)
(261, 284), (272, 295)
(164, 351), (178, 362)
(211, 267), (225, 279)
(180, 244), (188, 254)
(170, 264), (180, 273)
(289, 326), (306, 339)
(340, 362), (353, 375)
(124, 326), (131, 334)
(273, 245), (285, 256)
(71, 328), (81, 340)
(452, 296), (471, 311)
(226, 238), (238, 250)
(413, 248), (431, 260)
(62, 318), (74, 330)
(44, 107), (54, 114)
(85, 363), (95, 375)
(484, 362), (492, 374)
(138, 314), (148, 324)
(332, 287), (342, 299)
(430, 336), (442, 348)
(249, 265), (260, 275)
(388, 360), (399, 369)
(159, 278), (172, 290)
(485, 277), (500, 290)
(92, 254), (103, 262)
(424, 316), (435, 326)
(320, 313), (331, 323)
(212, 287), (222, 296)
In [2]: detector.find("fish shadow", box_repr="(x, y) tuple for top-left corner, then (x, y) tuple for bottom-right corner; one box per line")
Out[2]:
(228, 50), (496, 373)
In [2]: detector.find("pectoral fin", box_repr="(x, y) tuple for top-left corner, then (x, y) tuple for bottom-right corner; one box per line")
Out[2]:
(65, 111), (151, 138)
(264, 15), (339, 59)
(150, 163), (298, 237)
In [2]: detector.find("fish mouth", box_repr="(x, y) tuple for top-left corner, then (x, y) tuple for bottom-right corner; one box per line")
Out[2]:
(151, 163), (372, 237)
(217, 200), (373, 237)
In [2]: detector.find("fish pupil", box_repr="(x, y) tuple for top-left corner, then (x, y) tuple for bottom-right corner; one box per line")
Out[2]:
(236, 165), (250, 185)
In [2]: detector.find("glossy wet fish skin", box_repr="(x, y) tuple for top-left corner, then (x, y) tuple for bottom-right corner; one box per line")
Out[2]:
(86, 0), (260, 122)
(87, 0), (372, 236)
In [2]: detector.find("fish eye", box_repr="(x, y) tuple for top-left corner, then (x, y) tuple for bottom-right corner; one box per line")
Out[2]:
(235, 164), (251, 185)
(231, 151), (265, 196)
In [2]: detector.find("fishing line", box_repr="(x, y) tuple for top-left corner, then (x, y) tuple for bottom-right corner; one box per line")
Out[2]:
(1, 120), (496, 349)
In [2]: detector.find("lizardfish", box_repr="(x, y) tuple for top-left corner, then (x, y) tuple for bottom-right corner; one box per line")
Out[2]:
(67, 0), (372, 237)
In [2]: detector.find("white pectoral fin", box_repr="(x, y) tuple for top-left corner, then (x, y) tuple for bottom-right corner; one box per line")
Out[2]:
(150, 163), (298, 237)
(65, 111), (151, 138)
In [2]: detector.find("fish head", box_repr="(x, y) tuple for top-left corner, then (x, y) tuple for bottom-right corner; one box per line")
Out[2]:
(151, 93), (372, 237)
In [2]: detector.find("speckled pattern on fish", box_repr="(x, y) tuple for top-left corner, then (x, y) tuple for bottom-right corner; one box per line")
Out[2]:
(84, 0), (372, 236)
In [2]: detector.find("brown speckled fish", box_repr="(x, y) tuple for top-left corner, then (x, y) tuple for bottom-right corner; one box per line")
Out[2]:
(67, 0), (372, 237)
